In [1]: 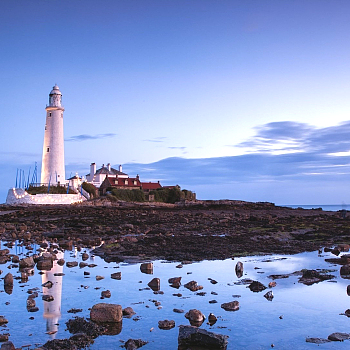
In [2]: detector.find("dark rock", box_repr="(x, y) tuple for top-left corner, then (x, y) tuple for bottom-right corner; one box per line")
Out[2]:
(123, 307), (136, 317)
(90, 303), (122, 323)
(178, 325), (228, 350)
(3, 273), (13, 287)
(328, 332), (350, 341)
(66, 316), (106, 338)
(173, 308), (184, 313)
(26, 298), (36, 309)
(208, 313), (217, 325)
(36, 259), (53, 270)
(264, 291), (274, 301)
(111, 272), (121, 280)
(221, 301), (240, 311)
(96, 275), (104, 281)
(140, 262), (153, 274)
(184, 280), (203, 292)
(101, 290), (111, 298)
(42, 295), (54, 302)
(57, 258), (65, 266)
(306, 337), (331, 344)
(82, 253), (89, 261)
(67, 308), (83, 314)
(158, 319), (175, 330)
(42, 281), (53, 289)
(0, 341), (15, 350)
(124, 339), (148, 350)
(168, 277), (181, 288)
(148, 278), (160, 291)
(235, 261), (244, 278)
(19, 256), (35, 268)
(248, 281), (267, 292)
(299, 269), (334, 285)
(66, 261), (78, 268)
(79, 262), (88, 268)
(0, 317), (8, 325)
(185, 309), (205, 326)
(0, 334), (9, 342)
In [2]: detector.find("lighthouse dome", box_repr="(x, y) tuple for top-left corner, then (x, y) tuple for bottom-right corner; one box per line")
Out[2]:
(50, 85), (62, 95)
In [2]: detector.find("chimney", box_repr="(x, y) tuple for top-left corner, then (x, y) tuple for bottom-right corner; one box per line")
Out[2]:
(119, 165), (122, 172)
(107, 163), (111, 172)
(136, 174), (139, 180)
(90, 163), (96, 178)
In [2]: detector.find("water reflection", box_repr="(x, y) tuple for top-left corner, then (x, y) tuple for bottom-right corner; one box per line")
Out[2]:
(41, 250), (64, 339)
(3, 242), (350, 349)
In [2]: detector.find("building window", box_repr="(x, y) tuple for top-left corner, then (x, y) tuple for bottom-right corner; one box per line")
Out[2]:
(47, 147), (50, 152)
(49, 112), (52, 117)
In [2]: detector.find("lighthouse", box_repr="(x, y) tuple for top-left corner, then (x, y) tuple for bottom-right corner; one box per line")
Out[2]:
(40, 85), (66, 185)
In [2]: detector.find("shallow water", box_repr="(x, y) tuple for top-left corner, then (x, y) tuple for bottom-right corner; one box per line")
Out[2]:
(1, 242), (350, 349)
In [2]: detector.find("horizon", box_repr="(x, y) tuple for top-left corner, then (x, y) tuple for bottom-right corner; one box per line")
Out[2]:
(1, 1), (350, 205)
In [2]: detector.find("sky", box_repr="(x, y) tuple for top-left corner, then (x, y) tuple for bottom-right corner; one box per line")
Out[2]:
(1, 0), (350, 205)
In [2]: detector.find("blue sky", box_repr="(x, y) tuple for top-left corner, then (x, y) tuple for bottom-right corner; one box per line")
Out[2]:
(1, 0), (350, 204)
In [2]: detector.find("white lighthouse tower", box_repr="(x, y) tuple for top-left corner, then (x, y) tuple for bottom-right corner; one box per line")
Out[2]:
(40, 85), (66, 186)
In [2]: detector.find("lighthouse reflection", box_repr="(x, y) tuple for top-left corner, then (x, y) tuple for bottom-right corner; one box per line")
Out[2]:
(41, 250), (64, 339)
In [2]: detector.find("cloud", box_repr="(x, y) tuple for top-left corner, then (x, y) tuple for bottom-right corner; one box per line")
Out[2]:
(143, 137), (167, 143)
(168, 146), (186, 150)
(236, 121), (350, 155)
(65, 133), (116, 142)
(123, 120), (350, 203)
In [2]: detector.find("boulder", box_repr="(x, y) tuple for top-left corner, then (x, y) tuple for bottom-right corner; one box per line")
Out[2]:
(221, 301), (240, 312)
(264, 291), (274, 301)
(125, 339), (148, 350)
(248, 281), (267, 292)
(185, 309), (205, 326)
(208, 313), (217, 325)
(57, 258), (65, 266)
(148, 278), (160, 291)
(340, 265), (350, 276)
(36, 259), (53, 270)
(299, 269), (334, 285)
(158, 319), (175, 330)
(82, 253), (89, 261)
(101, 290), (111, 298)
(66, 261), (78, 268)
(184, 280), (203, 292)
(123, 307), (136, 317)
(42, 295), (54, 302)
(90, 303), (122, 323)
(168, 277), (181, 288)
(111, 272), (121, 280)
(140, 262), (153, 274)
(178, 325), (228, 350)
(0, 341), (15, 350)
(42, 281), (53, 288)
(328, 332), (350, 341)
(235, 261), (243, 278)
(0, 316), (8, 325)
(4, 273), (13, 286)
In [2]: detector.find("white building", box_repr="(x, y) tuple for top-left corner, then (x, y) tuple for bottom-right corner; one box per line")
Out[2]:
(41, 85), (66, 185)
(86, 163), (128, 188)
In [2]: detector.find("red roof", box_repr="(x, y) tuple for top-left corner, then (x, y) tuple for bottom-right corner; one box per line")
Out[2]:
(141, 182), (162, 190)
(104, 176), (141, 188)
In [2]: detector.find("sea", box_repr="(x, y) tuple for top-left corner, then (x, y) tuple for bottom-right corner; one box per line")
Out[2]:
(282, 204), (347, 211)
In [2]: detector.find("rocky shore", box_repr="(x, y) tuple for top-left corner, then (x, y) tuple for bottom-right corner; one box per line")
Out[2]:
(1, 199), (349, 262)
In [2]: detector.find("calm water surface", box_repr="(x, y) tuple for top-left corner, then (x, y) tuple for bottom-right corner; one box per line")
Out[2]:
(1, 242), (350, 349)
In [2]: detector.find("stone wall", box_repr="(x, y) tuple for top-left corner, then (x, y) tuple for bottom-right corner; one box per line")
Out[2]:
(6, 188), (86, 205)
